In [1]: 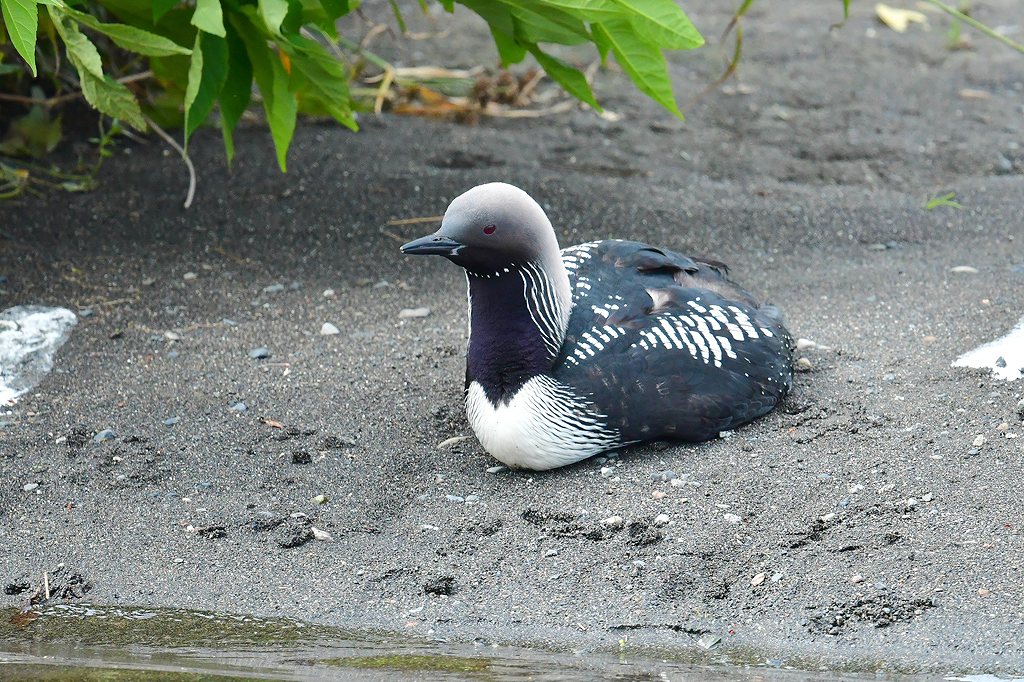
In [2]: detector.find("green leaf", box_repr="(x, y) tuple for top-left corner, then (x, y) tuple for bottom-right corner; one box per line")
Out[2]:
(501, 1), (590, 44)
(842, 0), (850, 19)
(1, 0), (38, 75)
(490, 25), (526, 65)
(153, 0), (178, 23)
(387, 0), (406, 32)
(593, 19), (681, 117)
(526, 0), (620, 22)
(609, 0), (703, 49)
(259, 0), (289, 34)
(219, 23), (252, 164)
(0, 105), (61, 157)
(459, 0), (515, 36)
(528, 45), (600, 110)
(924, 191), (963, 210)
(184, 31), (228, 144)
(319, 0), (350, 20)
(48, 6), (102, 78)
(281, 33), (356, 130)
(231, 12), (296, 171)
(439, 0), (454, 11)
(63, 8), (192, 56)
(192, 0), (225, 36)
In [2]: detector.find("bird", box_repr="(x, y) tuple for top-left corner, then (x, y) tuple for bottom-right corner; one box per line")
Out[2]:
(401, 183), (794, 471)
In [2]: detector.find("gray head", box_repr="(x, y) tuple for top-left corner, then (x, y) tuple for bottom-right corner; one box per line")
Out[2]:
(401, 183), (562, 274)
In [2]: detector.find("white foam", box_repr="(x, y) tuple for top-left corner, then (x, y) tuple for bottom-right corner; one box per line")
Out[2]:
(0, 305), (78, 405)
(952, 317), (1024, 382)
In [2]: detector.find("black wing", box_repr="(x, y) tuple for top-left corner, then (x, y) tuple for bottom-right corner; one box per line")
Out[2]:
(554, 240), (793, 442)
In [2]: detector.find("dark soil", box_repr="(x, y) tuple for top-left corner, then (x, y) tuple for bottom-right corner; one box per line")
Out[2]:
(1, 0), (1023, 675)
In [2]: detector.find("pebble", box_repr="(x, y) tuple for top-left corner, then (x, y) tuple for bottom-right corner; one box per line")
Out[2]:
(795, 357), (813, 372)
(652, 470), (676, 482)
(670, 478), (687, 487)
(164, 331), (181, 341)
(972, 435), (985, 448)
(996, 422), (1009, 432)
(1017, 398), (1024, 418)
(651, 490), (667, 500)
(183, 272), (198, 281)
(229, 401), (247, 412)
(23, 482), (38, 492)
(437, 435), (470, 449)
(850, 574), (864, 584)
(445, 495), (465, 503)
(922, 493), (933, 502)
(950, 265), (979, 274)
(249, 347), (270, 359)
(465, 494), (480, 503)
(544, 549), (559, 557)
(751, 572), (766, 587)
(311, 494), (327, 505)
(600, 515), (624, 529)
(263, 283), (285, 293)
(142, 277), (156, 286)
(600, 466), (615, 478)
(978, 587), (992, 597)
(163, 417), (180, 427)
(322, 289), (336, 298)
(723, 513), (741, 525)
(93, 429), (116, 443)
(653, 513), (670, 526)
(311, 527), (333, 542)
(320, 323), (340, 336)
(78, 308), (94, 318)
(795, 338), (817, 351)
(486, 465), (507, 474)
(399, 307), (431, 319)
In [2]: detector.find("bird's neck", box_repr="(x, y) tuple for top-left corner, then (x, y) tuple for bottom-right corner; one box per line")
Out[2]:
(465, 258), (571, 405)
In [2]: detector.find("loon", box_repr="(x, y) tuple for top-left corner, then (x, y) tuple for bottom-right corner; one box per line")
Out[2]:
(402, 183), (794, 471)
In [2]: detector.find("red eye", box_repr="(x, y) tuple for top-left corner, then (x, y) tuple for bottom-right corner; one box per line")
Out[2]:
(483, 224), (496, 235)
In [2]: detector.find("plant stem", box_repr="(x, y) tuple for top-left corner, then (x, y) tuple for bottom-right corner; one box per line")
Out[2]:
(920, 0), (1024, 54)
(142, 114), (197, 210)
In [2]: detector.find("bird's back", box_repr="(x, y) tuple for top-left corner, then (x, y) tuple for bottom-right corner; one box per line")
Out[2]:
(554, 240), (793, 443)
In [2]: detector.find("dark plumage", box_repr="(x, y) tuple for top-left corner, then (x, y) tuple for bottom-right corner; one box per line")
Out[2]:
(402, 183), (794, 470)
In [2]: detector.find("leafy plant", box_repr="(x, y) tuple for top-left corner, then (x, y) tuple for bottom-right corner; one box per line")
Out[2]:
(0, 0), (704, 177)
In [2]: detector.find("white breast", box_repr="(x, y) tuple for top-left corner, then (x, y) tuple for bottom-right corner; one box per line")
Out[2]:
(465, 376), (620, 471)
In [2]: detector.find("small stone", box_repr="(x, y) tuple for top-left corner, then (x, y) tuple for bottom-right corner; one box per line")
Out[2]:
(995, 357), (1007, 368)
(972, 435), (985, 448)
(486, 465), (507, 474)
(291, 451), (312, 464)
(697, 634), (721, 650)
(399, 307), (431, 319)
(600, 466), (615, 478)
(950, 265), (979, 274)
(311, 494), (328, 505)
(164, 331), (181, 341)
(437, 435), (470, 449)
(771, 573), (784, 583)
(322, 288), (336, 298)
(978, 587), (992, 597)
(966, 448), (980, 457)
(465, 494), (479, 503)
(795, 357), (813, 372)
(229, 401), (247, 412)
(23, 482), (38, 492)
(544, 549), (559, 557)
(92, 429), (116, 443)
(183, 272), (198, 281)
(996, 422), (1009, 432)
(653, 513), (670, 526)
(142, 277), (156, 286)
(652, 490), (667, 500)
(795, 338), (817, 351)
(311, 527), (333, 542)
(751, 572), (766, 587)
(163, 417), (180, 427)
(446, 495), (465, 503)
(601, 515), (624, 529)
(320, 323), (340, 336)
(850, 574), (864, 584)
(263, 283), (285, 294)
(723, 513), (741, 525)
(670, 478), (686, 487)
(248, 347), (270, 359)
(1018, 398), (1024, 418)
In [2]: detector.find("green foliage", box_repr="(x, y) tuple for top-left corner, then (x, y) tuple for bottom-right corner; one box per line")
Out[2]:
(924, 192), (963, 210)
(0, 0), (704, 173)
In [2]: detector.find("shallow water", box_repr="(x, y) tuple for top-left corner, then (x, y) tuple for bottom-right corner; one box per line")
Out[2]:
(0, 604), (886, 681)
